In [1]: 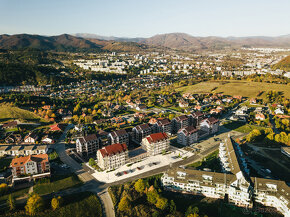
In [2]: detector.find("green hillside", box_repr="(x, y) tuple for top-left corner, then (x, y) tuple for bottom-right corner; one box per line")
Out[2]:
(0, 103), (43, 123)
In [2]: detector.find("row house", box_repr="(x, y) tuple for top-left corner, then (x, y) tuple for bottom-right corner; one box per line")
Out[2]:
(132, 123), (152, 143)
(76, 134), (100, 156)
(10, 154), (50, 178)
(142, 132), (169, 156)
(108, 129), (130, 146)
(171, 115), (190, 134)
(97, 143), (128, 171)
(177, 126), (198, 146)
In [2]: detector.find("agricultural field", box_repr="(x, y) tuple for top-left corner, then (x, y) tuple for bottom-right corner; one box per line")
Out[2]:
(177, 80), (290, 99)
(0, 103), (44, 123)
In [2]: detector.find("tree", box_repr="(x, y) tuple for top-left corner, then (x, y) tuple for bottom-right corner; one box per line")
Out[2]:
(134, 179), (146, 193)
(0, 183), (8, 195)
(146, 188), (159, 204)
(51, 196), (62, 210)
(168, 114), (175, 120)
(25, 194), (44, 215)
(169, 200), (176, 214)
(89, 158), (96, 167)
(185, 206), (199, 217)
(156, 197), (168, 210)
(118, 196), (131, 213)
(7, 194), (15, 211)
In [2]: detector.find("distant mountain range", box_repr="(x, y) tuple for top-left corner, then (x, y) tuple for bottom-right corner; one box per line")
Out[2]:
(1, 33), (290, 52)
(76, 32), (290, 51)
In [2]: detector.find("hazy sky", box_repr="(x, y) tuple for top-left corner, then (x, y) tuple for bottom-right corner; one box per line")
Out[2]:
(1, 0), (290, 37)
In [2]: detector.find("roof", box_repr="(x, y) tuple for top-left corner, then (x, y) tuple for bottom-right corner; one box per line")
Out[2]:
(178, 126), (198, 136)
(146, 132), (168, 144)
(0, 146), (9, 151)
(207, 117), (219, 124)
(110, 129), (128, 138)
(99, 143), (128, 157)
(135, 123), (151, 131)
(84, 134), (98, 142)
(10, 146), (22, 151)
(2, 121), (18, 128)
(11, 153), (49, 167)
(175, 115), (188, 122)
(23, 145), (35, 151)
(192, 111), (204, 117)
(49, 124), (65, 131)
(157, 118), (171, 126)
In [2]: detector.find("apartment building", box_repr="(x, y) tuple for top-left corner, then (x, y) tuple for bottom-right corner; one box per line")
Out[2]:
(199, 117), (219, 136)
(155, 118), (172, 135)
(10, 154), (50, 178)
(142, 132), (169, 156)
(97, 143), (128, 170)
(132, 123), (152, 143)
(189, 111), (205, 126)
(108, 129), (129, 146)
(171, 115), (190, 134)
(162, 137), (290, 217)
(76, 134), (100, 156)
(177, 126), (198, 146)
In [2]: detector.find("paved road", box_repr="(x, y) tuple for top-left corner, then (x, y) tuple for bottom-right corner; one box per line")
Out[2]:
(53, 124), (244, 217)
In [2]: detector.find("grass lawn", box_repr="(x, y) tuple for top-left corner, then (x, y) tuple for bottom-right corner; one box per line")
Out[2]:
(177, 80), (290, 99)
(0, 103), (45, 123)
(33, 174), (82, 195)
(223, 121), (267, 133)
(187, 150), (222, 172)
(0, 187), (30, 205)
(0, 157), (12, 172)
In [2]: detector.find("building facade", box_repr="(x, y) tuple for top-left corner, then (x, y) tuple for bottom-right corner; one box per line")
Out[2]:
(108, 129), (129, 146)
(97, 143), (128, 170)
(132, 123), (152, 143)
(142, 132), (169, 156)
(177, 126), (198, 146)
(10, 154), (50, 178)
(76, 134), (100, 156)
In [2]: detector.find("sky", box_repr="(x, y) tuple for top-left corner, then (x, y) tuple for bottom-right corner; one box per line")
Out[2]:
(1, 0), (290, 38)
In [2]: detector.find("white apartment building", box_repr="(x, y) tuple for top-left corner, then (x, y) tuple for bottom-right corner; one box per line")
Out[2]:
(97, 143), (128, 171)
(142, 132), (169, 156)
(108, 129), (129, 146)
(162, 137), (290, 217)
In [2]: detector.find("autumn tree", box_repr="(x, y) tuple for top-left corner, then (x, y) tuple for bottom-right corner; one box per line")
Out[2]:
(7, 194), (15, 211)
(0, 183), (8, 195)
(155, 196), (168, 210)
(51, 196), (62, 210)
(118, 196), (131, 213)
(25, 194), (44, 215)
(134, 179), (146, 193)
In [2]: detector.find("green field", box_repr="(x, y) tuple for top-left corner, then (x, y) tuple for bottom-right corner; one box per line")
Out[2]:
(177, 80), (290, 99)
(0, 103), (44, 123)
(33, 174), (82, 195)
(223, 121), (267, 133)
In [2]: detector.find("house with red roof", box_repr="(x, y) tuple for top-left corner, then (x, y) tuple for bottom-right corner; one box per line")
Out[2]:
(97, 143), (128, 170)
(142, 132), (169, 156)
(10, 154), (50, 179)
(49, 124), (65, 132)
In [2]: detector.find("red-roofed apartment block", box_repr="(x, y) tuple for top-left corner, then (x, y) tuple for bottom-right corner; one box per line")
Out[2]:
(142, 132), (169, 156)
(97, 143), (128, 170)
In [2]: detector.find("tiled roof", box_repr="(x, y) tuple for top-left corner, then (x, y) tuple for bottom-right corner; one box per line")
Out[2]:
(135, 123), (151, 131)
(99, 143), (127, 157)
(83, 134), (98, 142)
(207, 117), (219, 124)
(111, 129), (128, 138)
(11, 154), (49, 167)
(146, 132), (168, 144)
(178, 126), (198, 136)
(157, 118), (171, 126)
(175, 115), (188, 122)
